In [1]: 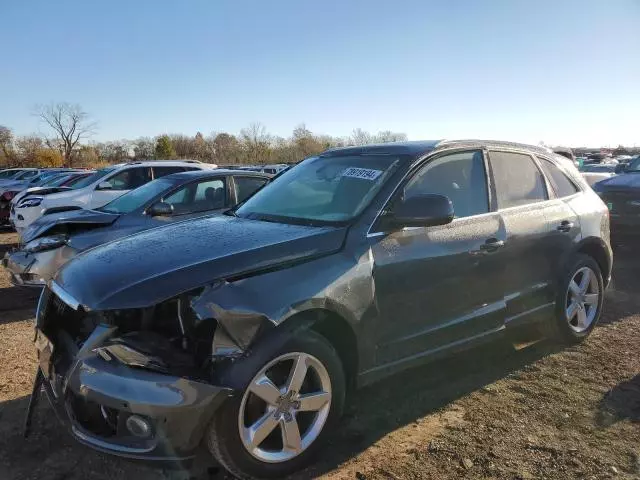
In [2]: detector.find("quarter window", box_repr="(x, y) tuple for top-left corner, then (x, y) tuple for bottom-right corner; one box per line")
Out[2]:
(490, 151), (547, 209)
(537, 157), (579, 198)
(403, 150), (489, 218)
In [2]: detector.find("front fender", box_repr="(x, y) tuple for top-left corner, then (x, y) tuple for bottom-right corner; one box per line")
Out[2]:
(190, 248), (377, 375)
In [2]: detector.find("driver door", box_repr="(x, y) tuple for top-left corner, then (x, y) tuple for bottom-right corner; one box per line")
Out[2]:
(370, 150), (507, 365)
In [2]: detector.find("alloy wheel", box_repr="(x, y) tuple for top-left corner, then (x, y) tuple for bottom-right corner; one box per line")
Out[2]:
(238, 352), (332, 463)
(565, 266), (600, 333)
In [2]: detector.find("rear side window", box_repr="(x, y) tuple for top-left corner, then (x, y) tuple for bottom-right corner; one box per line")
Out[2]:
(153, 166), (186, 178)
(403, 150), (489, 218)
(108, 167), (152, 190)
(235, 176), (268, 203)
(490, 151), (547, 209)
(537, 157), (579, 198)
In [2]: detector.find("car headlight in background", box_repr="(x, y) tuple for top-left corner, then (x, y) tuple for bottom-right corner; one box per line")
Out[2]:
(24, 234), (67, 253)
(18, 197), (43, 208)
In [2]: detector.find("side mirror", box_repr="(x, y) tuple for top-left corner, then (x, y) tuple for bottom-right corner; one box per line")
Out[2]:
(614, 164), (626, 174)
(97, 181), (113, 190)
(389, 194), (454, 228)
(147, 201), (174, 217)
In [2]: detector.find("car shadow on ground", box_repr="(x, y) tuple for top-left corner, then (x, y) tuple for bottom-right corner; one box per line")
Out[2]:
(595, 373), (640, 428)
(0, 286), (40, 323)
(295, 338), (562, 479)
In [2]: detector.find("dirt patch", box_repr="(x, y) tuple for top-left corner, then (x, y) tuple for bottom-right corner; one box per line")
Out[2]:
(0, 232), (638, 480)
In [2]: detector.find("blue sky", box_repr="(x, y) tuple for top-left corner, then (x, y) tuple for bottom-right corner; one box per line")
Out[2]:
(2, 0), (639, 146)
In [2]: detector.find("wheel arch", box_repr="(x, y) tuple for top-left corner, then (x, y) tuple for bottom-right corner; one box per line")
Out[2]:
(574, 236), (612, 287)
(282, 308), (359, 393)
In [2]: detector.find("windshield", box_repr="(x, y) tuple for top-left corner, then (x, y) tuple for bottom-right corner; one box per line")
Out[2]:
(626, 157), (640, 172)
(235, 154), (402, 225)
(0, 170), (25, 179)
(71, 167), (116, 189)
(13, 170), (36, 180)
(41, 173), (73, 187)
(98, 177), (175, 214)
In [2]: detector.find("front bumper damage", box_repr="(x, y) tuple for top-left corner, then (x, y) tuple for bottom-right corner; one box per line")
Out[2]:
(29, 288), (233, 463)
(2, 246), (77, 287)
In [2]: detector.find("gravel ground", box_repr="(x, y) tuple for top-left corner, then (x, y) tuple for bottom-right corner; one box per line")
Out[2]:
(0, 229), (638, 480)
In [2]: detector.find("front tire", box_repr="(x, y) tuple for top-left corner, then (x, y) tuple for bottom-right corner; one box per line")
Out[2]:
(207, 330), (345, 479)
(550, 254), (604, 344)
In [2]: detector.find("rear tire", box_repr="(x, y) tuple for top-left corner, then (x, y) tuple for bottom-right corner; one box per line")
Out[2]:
(549, 254), (604, 344)
(206, 330), (345, 479)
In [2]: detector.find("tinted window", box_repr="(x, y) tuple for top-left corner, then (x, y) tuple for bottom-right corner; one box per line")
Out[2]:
(538, 158), (579, 197)
(403, 150), (488, 218)
(153, 166), (186, 178)
(163, 178), (225, 213)
(490, 151), (547, 209)
(107, 167), (151, 190)
(235, 176), (268, 203)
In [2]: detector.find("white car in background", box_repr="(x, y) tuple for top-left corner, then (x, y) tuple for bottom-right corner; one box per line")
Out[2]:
(579, 163), (617, 187)
(11, 160), (216, 236)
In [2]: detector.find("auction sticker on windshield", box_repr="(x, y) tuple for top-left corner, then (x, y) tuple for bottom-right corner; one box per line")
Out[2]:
(342, 167), (383, 181)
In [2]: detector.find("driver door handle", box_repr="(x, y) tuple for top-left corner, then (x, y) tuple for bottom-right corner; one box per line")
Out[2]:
(557, 220), (574, 233)
(470, 238), (505, 255)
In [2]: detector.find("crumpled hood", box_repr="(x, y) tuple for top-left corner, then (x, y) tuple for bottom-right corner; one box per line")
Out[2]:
(54, 215), (346, 310)
(596, 173), (640, 191)
(22, 209), (119, 243)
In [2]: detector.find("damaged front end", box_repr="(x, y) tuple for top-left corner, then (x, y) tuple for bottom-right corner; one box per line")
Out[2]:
(27, 281), (267, 463)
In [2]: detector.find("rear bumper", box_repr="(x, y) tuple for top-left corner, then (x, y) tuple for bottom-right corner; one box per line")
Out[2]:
(40, 334), (231, 462)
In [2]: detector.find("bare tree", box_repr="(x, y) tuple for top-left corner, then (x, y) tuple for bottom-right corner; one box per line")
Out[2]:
(0, 126), (16, 165)
(35, 102), (97, 166)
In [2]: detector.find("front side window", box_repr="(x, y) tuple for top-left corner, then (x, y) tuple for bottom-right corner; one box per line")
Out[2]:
(107, 167), (152, 190)
(163, 178), (225, 213)
(490, 151), (548, 209)
(538, 157), (579, 198)
(235, 154), (403, 225)
(99, 178), (175, 214)
(403, 150), (489, 218)
(235, 176), (268, 203)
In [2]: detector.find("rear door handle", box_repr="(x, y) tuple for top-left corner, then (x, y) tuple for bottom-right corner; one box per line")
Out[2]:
(557, 220), (574, 233)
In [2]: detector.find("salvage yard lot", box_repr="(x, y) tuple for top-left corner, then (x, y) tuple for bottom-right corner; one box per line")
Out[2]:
(0, 229), (638, 480)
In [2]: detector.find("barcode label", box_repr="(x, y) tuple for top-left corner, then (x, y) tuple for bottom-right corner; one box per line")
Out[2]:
(342, 167), (383, 181)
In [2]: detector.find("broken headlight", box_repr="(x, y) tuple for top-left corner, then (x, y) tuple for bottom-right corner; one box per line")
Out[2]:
(24, 234), (67, 253)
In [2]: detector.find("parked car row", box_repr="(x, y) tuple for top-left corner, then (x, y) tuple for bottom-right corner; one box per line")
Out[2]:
(5, 141), (614, 479)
